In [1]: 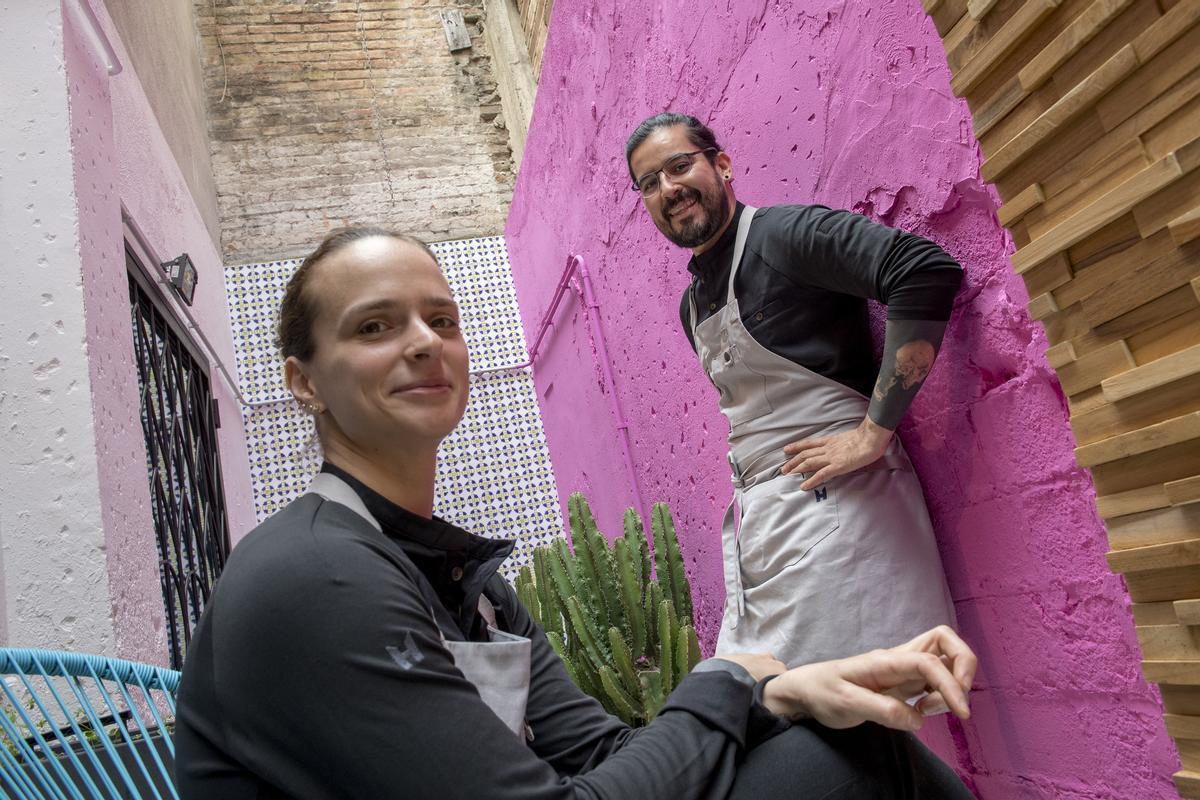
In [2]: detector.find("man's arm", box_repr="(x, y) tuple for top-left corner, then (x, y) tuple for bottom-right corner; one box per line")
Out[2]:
(868, 318), (948, 430)
(774, 206), (962, 487)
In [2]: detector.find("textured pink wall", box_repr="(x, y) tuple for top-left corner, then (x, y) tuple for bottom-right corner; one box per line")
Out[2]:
(64, 1), (256, 666)
(505, 0), (1180, 796)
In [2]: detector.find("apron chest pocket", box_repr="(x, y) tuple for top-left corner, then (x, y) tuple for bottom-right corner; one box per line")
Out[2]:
(738, 474), (840, 586)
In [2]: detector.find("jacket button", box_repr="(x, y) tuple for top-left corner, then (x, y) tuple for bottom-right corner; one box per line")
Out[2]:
(754, 312), (764, 321)
(450, 566), (464, 581)
(709, 303), (717, 311)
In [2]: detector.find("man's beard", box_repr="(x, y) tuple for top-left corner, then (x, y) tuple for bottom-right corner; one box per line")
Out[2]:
(659, 179), (729, 248)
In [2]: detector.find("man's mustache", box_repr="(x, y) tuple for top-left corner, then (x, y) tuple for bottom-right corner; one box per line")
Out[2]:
(664, 188), (701, 216)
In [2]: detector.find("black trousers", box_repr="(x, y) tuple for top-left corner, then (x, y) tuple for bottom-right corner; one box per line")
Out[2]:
(728, 721), (975, 799)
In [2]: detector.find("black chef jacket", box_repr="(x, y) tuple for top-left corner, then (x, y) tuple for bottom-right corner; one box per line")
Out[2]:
(175, 463), (787, 799)
(681, 203), (963, 398)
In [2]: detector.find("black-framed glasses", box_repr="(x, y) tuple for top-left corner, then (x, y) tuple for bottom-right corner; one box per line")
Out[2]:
(632, 148), (717, 197)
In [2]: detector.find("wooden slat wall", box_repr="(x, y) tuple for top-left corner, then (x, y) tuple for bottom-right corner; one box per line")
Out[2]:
(925, 0), (1200, 794)
(513, 0), (553, 78)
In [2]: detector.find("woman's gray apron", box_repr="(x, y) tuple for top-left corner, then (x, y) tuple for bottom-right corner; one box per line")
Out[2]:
(690, 207), (955, 667)
(307, 472), (532, 738)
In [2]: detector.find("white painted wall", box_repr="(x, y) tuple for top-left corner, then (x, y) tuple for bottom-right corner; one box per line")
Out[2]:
(0, 2), (116, 655)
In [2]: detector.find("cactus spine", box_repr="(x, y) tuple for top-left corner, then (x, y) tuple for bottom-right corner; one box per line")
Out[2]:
(515, 493), (702, 726)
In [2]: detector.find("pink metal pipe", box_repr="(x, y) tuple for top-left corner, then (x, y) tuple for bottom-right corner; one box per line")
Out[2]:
(573, 255), (648, 527)
(473, 253), (647, 527)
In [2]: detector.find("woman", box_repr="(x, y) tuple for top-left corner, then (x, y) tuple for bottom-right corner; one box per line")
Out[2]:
(175, 226), (977, 799)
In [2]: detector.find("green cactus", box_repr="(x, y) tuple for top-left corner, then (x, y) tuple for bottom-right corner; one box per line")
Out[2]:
(514, 493), (702, 726)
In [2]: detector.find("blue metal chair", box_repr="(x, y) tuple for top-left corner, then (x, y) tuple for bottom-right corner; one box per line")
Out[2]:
(0, 648), (180, 799)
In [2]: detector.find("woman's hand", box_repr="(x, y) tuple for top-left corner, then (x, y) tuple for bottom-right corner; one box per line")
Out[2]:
(780, 417), (893, 490)
(760, 626), (975, 731)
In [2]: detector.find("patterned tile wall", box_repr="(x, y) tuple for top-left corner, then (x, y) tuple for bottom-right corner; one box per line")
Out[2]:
(224, 235), (563, 577)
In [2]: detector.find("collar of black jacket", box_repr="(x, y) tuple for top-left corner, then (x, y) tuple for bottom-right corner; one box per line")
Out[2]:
(319, 461), (514, 637)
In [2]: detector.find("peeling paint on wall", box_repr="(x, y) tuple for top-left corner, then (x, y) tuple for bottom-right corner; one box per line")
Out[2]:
(505, 0), (1179, 796)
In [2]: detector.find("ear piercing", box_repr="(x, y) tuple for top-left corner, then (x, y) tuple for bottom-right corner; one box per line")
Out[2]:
(302, 402), (324, 415)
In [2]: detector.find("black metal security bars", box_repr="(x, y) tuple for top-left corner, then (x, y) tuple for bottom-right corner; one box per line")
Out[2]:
(127, 251), (230, 669)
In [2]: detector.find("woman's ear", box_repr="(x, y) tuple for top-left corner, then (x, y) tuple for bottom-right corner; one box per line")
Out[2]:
(284, 356), (323, 414)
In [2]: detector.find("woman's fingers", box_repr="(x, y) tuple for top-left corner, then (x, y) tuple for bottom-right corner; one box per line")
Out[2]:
(900, 626), (977, 693)
(839, 683), (924, 731)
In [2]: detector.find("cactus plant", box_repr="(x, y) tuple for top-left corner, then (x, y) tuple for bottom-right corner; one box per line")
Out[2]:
(515, 493), (702, 726)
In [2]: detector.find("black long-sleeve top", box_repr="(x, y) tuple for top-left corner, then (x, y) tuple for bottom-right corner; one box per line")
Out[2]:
(681, 203), (963, 398)
(175, 463), (787, 799)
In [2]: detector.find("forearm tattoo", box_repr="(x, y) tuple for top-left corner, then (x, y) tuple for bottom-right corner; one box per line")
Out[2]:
(867, 319), (949, 430)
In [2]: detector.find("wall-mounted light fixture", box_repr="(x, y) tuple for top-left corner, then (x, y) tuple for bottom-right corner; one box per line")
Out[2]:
(161, 253), (198, 306)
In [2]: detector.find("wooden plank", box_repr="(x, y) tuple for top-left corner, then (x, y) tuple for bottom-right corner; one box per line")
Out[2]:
(1131, 0), (1200, 64)
(983, 45), (1139, 180)
(1094, 284), (1200, 340)
(1163, 685), (1200, 715)
(1182, 739), (1200, 772)
(1045, 340), (1077, 367)
(1055, 339), (1135, 395)
(1097, 484), (1171, 518)
(1135, 600), (1182, 625)
(1128, 304), (1200, 363)
(1071, 369), (1200, 445)
(1091, 435), (1200, 496)
(1180, 600), (1200, 625)
(973, 76), (1028, 138)
(1131, 141), (1200, 238)
(1103, 344), (1200, 401)
(1145, 660), (1200, 683)
(1023, 251), (1075, 297)
(1055, 228), (1173, 308)
(1126, 564), (1200, 601)
(1194, 276), (1200, 302)
(1018, 0), (1136, 90)
(1098, 18), (1200, 131)
(1172, 205), (1200, 246)
(1168, 714), (1200, 739)
(1142, 91), (1200, 163)
(1169, 475), (1200, 506)
(951, 0), (1062, 95)
(1105, 503), (1200, 550)
(1028, 291), (1060, 319)
(1027, 137), (1153, 242)
(1011, 153), (1184, 273)
(1138, 623), (1200, 658)
(968, 0), (1001, 17)
(1178, 768), (1200, 799)
(1081, 238), (1200, 327)
(999, 182), (1046, 226)
(930, 0), (971, 37)
(1078, 409), (1200, 466)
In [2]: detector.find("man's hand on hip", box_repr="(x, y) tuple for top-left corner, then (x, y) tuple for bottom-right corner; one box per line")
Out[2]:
(780, 416), (892, 489)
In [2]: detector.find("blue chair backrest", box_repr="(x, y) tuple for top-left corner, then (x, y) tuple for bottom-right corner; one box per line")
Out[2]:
(0, 648), (180, 800)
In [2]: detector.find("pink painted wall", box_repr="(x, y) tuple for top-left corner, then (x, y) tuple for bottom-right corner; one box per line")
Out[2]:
(505, 0), (1180, 796)
(63, 0), (256, 666)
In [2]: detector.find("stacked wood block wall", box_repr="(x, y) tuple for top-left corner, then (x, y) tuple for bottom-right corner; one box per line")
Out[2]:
(924, 0), (1200, 794)
(513, 0), (552, 77)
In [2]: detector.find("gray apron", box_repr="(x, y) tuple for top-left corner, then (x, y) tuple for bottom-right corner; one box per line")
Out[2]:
(307, 472), (532, 738)
(690, 207), (955, 667)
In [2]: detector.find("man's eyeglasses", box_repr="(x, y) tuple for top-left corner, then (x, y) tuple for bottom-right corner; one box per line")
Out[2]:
(632, 148), (717, 197)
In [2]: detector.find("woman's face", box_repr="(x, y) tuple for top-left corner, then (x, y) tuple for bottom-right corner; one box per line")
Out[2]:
(286, 236), (470, 455)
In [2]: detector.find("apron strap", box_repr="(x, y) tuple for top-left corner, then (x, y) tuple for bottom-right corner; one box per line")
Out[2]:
(726, 205), (757, 305)
(306, 472), (498, 629)
(687, 205), (759, 342)
(308, 471), (381, 531)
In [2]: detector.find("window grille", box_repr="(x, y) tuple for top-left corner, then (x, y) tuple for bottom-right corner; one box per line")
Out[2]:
(127, 251), (230, 669)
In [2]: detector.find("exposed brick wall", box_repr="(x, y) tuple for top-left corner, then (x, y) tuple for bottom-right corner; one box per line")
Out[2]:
(195, 0), (513, 263)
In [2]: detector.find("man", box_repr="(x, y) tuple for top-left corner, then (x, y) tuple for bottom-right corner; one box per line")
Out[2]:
(626, 112), (959, 667)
